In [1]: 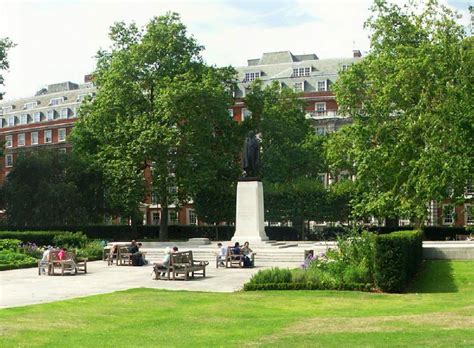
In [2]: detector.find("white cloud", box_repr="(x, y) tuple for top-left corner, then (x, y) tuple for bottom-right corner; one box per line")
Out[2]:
(0, 0), (471, 100)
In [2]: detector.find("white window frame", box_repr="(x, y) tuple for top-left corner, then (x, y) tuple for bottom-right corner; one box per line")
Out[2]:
(18, 133), (25, 147)
(151, 212), (161, 225)
(2, 105), (13, 113)
(49, 97), (64, 106)
(59, 148), (67, 154)
(464, 204), (473, 225)
(294, 81), (304, 92)
(0, 118), (4, 128)
(317, 80), (327, 92)
(60, 108), (68, 119)
(47, 110), (55, 121)
(7, 115), (15, 127)
(168, 210), (178, 225)
(317, 173), (327, 187)
(31, 132), (38, 145)
(44, 129), (52, 143)
(58, 128), (66, 142)
(244, 71), (261, 82)
(33, 112), (41, 123)
(228, 109), (234, 118)
(188, 209), (197, 226)
(316, 127), (326, 136)
(442, 204), (455, 225)
(5, 135), (13, 148)
(24, 101), (38, 110)
(293, 67), (311, 77)
(5, 154), (13, 167)
(20, 114), (29, 125)
(242, 108), (252, 120)
(315, 102), (326, 113)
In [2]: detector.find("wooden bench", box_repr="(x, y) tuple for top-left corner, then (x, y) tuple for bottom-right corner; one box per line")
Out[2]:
(222, 247), (255, 268)
(153, 251), (208, 281)
(39, 250), (87, 275)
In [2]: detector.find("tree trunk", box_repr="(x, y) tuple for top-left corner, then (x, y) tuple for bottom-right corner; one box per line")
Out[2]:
(159, 204), (169, 241)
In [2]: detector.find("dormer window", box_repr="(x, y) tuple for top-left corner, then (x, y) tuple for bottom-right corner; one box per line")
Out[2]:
(7, 115), (16, 127)
(341, 64), (350, 71)
(24, 101), (39, 110)
(294, 81), (305, 92)
(76, 93), (95, 102)
(47, 110), (55, 121)
(49, 97), (64, 106)
(244, 72), (261, 82)
(2, 105), (14, 113)
(317, 80), (327, 92)
(20, 114), (29, 125)
(293, 67), (311, 77)
(60, 108), (69, 119)
(33, 112), (42, 123)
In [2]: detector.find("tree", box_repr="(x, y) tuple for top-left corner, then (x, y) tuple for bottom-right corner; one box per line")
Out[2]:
(71, 13), (240, 240)
(2, 150), (106, 226)
(0, 37), (14, 101)
(331, 0), (474, 225)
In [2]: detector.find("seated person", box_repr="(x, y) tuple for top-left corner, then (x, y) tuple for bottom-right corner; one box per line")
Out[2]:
(57, 247), (67, 260)
(232, 242), (241, 255)
(154, 247), (173, 277)
(128, 240), (139, 254)
(241, 241), (254, 267)
(131, 242), (145, 266)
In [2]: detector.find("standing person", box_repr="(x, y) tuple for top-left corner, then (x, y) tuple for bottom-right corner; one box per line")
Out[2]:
(216, 242), (227, 267)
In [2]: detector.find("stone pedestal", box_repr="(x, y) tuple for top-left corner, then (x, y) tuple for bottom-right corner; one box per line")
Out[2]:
(232, 180), (269, 242)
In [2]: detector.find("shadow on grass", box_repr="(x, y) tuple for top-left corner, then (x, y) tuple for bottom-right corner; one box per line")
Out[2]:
(407, 260), (458, 293)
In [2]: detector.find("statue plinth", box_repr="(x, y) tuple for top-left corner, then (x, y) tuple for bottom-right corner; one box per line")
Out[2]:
(232, 180), (269, 242)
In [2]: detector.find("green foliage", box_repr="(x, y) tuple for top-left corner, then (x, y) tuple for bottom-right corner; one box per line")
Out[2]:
(374, 230), (423, 292)
(0, 251), (37, 270)
(71, 13), (240, 239)
(0, 239), (21, 251)
(2, 149), (106, 226)
(331, 0), (474, 222)
(0, 37), (15, 101)
(53, 232), (88, 249)
(247, 268), (292, 285)
(0, 231), (62, 246)
(76, 240), (104, 260)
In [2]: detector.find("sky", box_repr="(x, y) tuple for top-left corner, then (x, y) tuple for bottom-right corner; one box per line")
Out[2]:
(0, 0), (472, 100)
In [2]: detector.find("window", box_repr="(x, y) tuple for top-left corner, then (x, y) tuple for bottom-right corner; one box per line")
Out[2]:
(152, 212), (160, 225)
(228, 109), (234, 118)
(442, 204), (455, 225)
(168, 186), (178, 195)
(18, 133), (25, 146)
(7, 116), (15, 127)
(292, 67), (311, 77)
(76, 93), (94, 102)
(339, 173), (351, 182)
(341, 64), (350, 71)
(317, 173), (327, 186)
(44, 130), (52, 143)
(59, 148), (67, 154)
(49, 97), (64, 106)
(244, 71), (260, 82)
(2, 105), (13, 113)
(465, 204), (474, 225)
(315, 102), (326, 113)
(242, 108), (252, 120)
(60, 108), (68, 119)
(20, 114), (28, 125)
(465, 182), (474, 196)
(58, 128), (66, 142)
(33, 112), (41, 123)
(31, 132), (38, 145)
(47, 110), (55, 121)
(294, 81), (304, 92)
(5, 135), (12, 148)
(317, 80), (327, 92)
(0, 118), (4, 128)
(5, 154), (13, 167)
(24, 101), (38, 110)
(316, 127), (326, 136)
(168, 211), (178, 225)
(188, 209), (197, 225)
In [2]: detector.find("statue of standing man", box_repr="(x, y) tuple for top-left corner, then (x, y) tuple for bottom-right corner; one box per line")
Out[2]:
(243, 131), (260, 178)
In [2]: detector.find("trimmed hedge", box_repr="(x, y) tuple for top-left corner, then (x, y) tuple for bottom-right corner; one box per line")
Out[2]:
(243, 282), (372, 291)
(0, 225), (299, 241)
(0, 262), (38, 271)
(422, 226), (467, 241)
(374, 230), (423, 292)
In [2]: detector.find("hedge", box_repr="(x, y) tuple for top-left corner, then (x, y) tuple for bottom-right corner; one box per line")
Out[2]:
(0, 225), (299, 242)
(0, 262), (38, 271)
(422, 226), (467, 241)
(243, 282), (373, 292)
(374, 230), (423, 293)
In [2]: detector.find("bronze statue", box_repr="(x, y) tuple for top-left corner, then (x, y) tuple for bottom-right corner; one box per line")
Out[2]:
(243, 131), (260, 178)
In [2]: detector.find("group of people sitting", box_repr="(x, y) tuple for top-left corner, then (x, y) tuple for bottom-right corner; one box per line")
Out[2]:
(217, 241), (255, 268)
(108, 240), (146, 266)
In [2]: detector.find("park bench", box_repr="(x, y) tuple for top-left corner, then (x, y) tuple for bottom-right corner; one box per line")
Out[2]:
(118, 246), (147, 266)
(38, 250), (87, 275)
(224, 247), (254, 268)
(153, 251), (208, 281)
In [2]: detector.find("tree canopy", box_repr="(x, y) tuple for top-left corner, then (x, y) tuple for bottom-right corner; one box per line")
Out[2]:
(0, 37), (14, 101)
(71, 13), (240, 239)
(1, 150), (106, 226)
(330, 0), (474, 224)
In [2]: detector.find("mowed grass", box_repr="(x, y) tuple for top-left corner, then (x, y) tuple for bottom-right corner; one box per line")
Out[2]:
(1, 261), (473, 347)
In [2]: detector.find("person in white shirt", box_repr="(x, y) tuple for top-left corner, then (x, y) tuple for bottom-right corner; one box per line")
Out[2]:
(217, 242), (227, 267)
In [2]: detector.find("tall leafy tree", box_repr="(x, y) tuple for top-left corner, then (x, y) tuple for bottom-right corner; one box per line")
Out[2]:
(2, 150), (106, 226)
(0, 37), (14, 101)
(71, 13), (239, 240)
(331, 0), (474, 225)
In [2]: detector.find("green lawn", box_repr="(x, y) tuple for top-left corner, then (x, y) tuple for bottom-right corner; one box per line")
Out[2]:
(1, 261), (473, 347)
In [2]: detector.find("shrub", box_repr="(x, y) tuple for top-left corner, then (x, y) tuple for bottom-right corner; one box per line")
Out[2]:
(308, 226), (348, 241)
(374, 230), (423, 293)
(247, 268), (292, 285)
(0, 238), (22, 251)
(76, 240), (103, 260)
(0, 250), (37, 270)
(53, 232), (88, 248)
(0, 231), (61, 246)
(422, 226), (466, 241)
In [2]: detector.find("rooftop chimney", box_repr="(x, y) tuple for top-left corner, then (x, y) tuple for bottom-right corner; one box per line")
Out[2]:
(353, 50), (362, 58)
